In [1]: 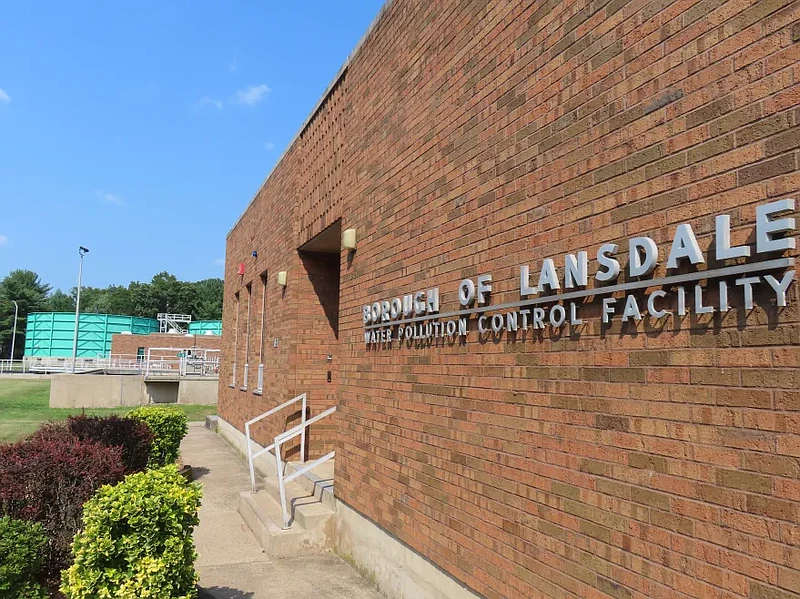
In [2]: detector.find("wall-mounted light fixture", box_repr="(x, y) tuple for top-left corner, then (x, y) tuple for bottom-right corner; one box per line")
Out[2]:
(277, 271), (287, 287)
(342, 228), (357, 251)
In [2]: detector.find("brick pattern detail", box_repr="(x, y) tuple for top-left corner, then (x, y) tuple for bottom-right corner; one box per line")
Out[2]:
(299, 79), (347, 244)
(221, 1), (800, 598)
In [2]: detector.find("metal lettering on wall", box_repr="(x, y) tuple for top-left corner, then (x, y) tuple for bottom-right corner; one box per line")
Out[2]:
(362, 200), (797, 345)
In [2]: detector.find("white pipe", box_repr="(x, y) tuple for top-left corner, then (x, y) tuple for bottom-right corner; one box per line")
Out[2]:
(300, 393), (307, 463)
(246, 422), (257, 493)
(275, 440), (290, 529)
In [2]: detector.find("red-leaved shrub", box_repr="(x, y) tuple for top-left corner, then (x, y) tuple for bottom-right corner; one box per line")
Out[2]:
(27, 420), (76, 445)
(67, 415), (153, 474)
(0, 434), (126, 591)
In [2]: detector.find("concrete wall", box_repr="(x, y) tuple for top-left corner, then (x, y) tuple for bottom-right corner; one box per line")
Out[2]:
(144, 381), (179, 404)
(50, 374), (218, 408)
(335, 501), (481, 599)
(217, 416), (477, 599)
(218, 416), (278, 477)
(50, 373), (146, 408)
(178, 379), (218, 405)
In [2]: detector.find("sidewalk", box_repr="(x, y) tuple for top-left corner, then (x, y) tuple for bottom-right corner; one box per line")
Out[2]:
(181, 422), (382, 599)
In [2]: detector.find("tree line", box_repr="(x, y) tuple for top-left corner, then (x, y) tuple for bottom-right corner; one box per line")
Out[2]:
(0, 270), (224, 359)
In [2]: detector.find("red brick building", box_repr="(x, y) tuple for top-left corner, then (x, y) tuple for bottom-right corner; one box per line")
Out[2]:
(220, 1), (799, 598)
(110, 332), (221, 359)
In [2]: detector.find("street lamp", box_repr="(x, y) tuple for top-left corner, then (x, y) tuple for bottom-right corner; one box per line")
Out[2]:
(71, 246), (89, 373)
(9, 300), (18, 364)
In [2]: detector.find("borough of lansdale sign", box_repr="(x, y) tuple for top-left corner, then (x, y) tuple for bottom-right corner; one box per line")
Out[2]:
(363, 199), (797, 345)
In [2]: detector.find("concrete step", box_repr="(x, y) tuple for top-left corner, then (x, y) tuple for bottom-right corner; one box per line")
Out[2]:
(261, 478), (333, 531)
(237, 492), (310, 558)
(237, 490), (333, 558)
(284, 459), (335, 510)
(237, 465), (335, 558)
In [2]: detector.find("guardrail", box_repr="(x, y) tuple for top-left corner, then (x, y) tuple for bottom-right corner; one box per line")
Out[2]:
(244, 392), (336, 529)
(23, 356), (114, 373)
(273, 406), (335, 529)
(0, 359), (27, 374)
(145, 347), (220, 377)
(245, 393), (308, 492)
(18, 350), (220, 377)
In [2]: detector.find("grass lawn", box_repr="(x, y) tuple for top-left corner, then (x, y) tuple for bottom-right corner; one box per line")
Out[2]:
(0, 378), (217, 443)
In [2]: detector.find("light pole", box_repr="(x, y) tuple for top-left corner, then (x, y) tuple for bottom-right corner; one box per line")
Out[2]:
(10, 300), (18, 364)
(71, 246), (89, 373)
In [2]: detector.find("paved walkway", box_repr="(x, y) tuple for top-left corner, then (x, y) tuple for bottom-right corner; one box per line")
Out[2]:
(181, 422), (382, 599)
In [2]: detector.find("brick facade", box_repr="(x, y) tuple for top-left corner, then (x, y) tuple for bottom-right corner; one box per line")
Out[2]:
(221, 1), (800, 598)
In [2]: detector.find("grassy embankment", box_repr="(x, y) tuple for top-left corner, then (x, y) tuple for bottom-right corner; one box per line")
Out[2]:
(0, 379), (216, 442)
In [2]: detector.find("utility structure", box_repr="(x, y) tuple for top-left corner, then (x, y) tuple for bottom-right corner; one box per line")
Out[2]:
(157, 313), (192, 334)
(71, 246), (89, 373)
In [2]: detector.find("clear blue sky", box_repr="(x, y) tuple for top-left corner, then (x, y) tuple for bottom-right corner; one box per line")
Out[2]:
(0, 1), (384, 292)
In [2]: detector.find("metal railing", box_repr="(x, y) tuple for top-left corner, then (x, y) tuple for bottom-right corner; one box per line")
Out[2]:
(23, 356), (114, 373)
(17, 351), (220, 377)
(143, 347), (220, 377)
(245, 393), (308, 491)
(244, 393), (336, 529)
(157, 313), (192, 334)
(274, 407), (335, 529)
(0, 359), (27, 374)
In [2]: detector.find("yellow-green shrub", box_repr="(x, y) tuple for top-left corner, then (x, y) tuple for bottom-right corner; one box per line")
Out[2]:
(61, 465), (202, 599)
(128, 406), (188, 468)
(0, 516), (48, 599)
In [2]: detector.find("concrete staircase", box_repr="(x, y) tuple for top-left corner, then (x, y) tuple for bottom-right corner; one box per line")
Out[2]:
(236, 459), (335, 558)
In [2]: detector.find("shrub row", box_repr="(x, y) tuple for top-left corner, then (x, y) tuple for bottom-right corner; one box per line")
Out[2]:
(0, 433), (126, 589)
(0, 407), (192, 596)
(68, 415), (154, 473)
(62, 465), (202, 599)
(129, 406), (188, 468)
(0, 516), (49, 599)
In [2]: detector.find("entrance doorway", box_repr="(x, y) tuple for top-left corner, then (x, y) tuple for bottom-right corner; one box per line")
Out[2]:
(296, 220), (341, 458)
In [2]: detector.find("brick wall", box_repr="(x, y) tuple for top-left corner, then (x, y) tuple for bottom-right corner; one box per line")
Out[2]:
(222, 1), (800, 598)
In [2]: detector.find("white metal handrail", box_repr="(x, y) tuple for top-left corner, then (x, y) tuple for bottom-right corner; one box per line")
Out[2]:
(144, 347), (221, 378)
(245, 393), (308, 492)
(20, 351), (221, 376)
(0, 359), (27, 373)
(274, 406), (336, 529)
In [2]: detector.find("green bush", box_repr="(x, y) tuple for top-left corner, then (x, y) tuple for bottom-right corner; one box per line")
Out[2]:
(0, 516), (49, 599)
(61, 465), (202, 599)
(128, 406), (189, 468)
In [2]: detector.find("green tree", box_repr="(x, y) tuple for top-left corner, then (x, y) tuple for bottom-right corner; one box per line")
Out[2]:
(45, 289), (75, 312)
(0, 270), (52, 359)
(1, 272), (220, 350)
(70, 286), (103, 313)
(129, 273), (198, 318)
(78, 285), (133, 315)
(193, 278), (223, 320)
(127, 281), (152, 317)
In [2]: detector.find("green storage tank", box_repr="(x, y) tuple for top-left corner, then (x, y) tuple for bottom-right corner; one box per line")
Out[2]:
(23, 313), (159, 358)
(188, 320), (222, 335)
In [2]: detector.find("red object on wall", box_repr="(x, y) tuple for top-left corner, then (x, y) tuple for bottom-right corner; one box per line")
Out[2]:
(237, 263), (245, 276)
